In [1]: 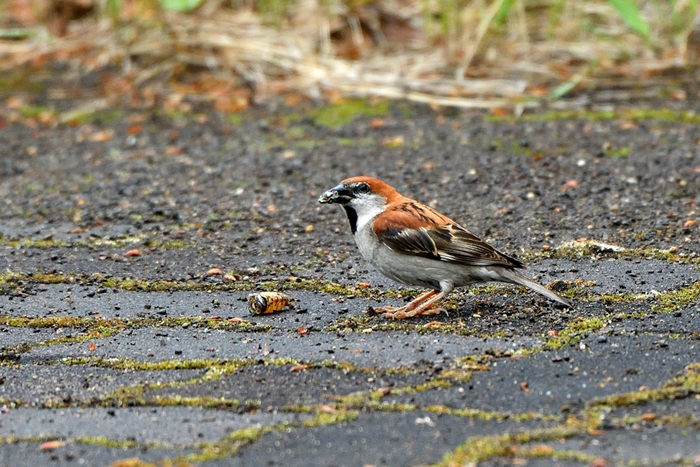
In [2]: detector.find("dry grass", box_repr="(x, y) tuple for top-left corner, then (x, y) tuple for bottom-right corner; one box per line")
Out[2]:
(1, 0), (698, 109)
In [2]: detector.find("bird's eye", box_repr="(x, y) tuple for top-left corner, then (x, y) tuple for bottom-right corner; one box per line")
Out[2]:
(356, 183), (370, 194)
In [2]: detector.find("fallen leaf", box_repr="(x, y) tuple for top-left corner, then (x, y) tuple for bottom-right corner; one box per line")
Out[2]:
(222, 274), (238, 282)
(547, 330), (559, 337)
(89, 130), (114, 142)
(320, 404), (336, 413)
(425, 321), (445, 327)
(290, 364), (310, 372)
(491, 107), (509, 116)
(126, 124), (143, 136)
(297, 327), (308, 335)
(228, 317), (243, 323)
(124, 249), (141, 257)
(356, 282), (371, 288)
(531, 444), (553, 454)
(381, 135), (404, 147)
(39, 440), (66, 451)
(641, 413), (656, 421)
(590, 458), (606, 467)
(89, 342), (96, 351)
(377, 386), (392, 396)
(519, 381), (530, 393)
(684, 220), (696, 227)
(587, 428), (605, 436)
(561, 179), (578, 191)
(205, 268), (222, 276)
(370, 118), (384, 128)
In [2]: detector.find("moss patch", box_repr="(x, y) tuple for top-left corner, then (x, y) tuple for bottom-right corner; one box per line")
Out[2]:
(311, 99), (390, 128)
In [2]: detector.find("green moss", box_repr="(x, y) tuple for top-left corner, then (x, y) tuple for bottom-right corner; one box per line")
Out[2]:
(19, 105), (56, 119)
(543, 316), (607, 350)
(437, 424), (585, 465)
(605, 147), (631, 157)
(335, 137), (375, 146)
(294, 139), (319, 149)
(226, 113), (243, 125)
(0, 237), (67, 249)
(67, 109), (123, 125)
(0, 70), (44, 93)
(485, 108), (700, 124)
(652, 282), (700, 313)
(311, 99), (390, 128)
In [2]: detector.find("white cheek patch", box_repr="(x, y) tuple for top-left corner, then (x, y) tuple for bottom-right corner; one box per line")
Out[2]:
(351, 196), (387, 233)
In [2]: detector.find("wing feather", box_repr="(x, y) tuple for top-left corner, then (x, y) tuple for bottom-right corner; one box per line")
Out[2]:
(373, 201), (522, 268)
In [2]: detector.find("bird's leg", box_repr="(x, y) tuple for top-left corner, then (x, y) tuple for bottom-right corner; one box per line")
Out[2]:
(369, 290), (436, 316)
(372, 290), (446, 319)
(385, 291), (446, 319)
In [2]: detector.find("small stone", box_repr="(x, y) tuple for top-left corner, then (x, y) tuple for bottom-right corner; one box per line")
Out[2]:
(597, 335), (607, 343)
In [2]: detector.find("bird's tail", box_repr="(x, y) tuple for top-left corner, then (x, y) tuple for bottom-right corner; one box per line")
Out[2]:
(498, 269), (571, 307)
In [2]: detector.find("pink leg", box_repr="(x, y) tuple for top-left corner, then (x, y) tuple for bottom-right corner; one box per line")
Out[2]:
(371, 290), (445, 319)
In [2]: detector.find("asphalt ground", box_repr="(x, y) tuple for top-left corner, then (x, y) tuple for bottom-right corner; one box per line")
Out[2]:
(0, 89), (698, 466)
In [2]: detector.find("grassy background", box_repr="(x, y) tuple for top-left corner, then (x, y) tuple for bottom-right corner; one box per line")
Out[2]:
(1, 0), (699, 105)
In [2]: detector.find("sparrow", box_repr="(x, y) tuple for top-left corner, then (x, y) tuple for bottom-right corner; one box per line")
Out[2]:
(318, 176), (571, 319)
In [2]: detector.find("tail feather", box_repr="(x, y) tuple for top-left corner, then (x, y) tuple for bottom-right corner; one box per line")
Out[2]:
(498, 269), (571, 307)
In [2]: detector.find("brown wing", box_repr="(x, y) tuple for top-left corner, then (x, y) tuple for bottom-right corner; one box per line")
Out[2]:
(373, 201), (522, 268)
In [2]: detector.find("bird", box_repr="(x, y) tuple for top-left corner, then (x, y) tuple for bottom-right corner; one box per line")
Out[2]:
(318, 176), (571, 319)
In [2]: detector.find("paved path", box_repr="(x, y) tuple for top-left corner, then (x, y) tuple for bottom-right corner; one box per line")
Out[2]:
(0, 99), (698, 466)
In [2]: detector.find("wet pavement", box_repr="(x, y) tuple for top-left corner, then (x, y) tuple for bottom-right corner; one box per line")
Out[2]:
(0, 93), (698, 466)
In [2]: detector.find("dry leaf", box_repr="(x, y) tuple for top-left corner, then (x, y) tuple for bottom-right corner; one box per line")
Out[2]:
(126, 124), (143, 136)
(89, 130), (114, 142)
(370, 118), (384, 128)
(206, 268), (222, 276)
(124, 249), (141, 257)
(519, 381), (530, 393)
(39, 440), (66, 451)
(531, 444), (553, 454)
(381, 136), (404, 147)
(89, 342), (96, 351)
(425, 321), (445, 327)
(297, 328), (308, 335)
(641, 413), (656, 421)
(290, 364), (310, 372)
(561, 180), (578, 191)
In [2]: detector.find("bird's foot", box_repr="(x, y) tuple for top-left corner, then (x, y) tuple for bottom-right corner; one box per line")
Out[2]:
(369, 305), (442, 319)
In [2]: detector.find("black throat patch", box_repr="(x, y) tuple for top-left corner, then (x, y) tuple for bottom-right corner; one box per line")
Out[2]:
(342, 205), (358, 234)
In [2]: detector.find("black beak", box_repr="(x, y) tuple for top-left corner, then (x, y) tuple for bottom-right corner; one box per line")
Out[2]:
(318, 184), (353, 204)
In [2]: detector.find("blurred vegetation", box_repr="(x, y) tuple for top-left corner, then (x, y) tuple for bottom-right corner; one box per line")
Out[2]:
(1, 0), (699, 104)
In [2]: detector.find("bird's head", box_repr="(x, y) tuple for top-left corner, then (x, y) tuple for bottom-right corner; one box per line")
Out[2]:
(318, 177), (399, 233)
(318, 176), (397, 208)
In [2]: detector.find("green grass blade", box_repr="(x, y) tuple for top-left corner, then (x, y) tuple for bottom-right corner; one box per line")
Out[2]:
(162, 0), (203, 12)
(607, 0), (651, 40)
